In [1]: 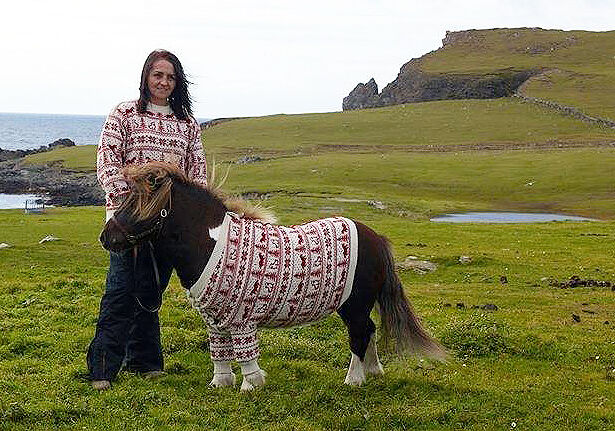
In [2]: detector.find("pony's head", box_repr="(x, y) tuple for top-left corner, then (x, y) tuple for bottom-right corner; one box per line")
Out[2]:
(100, 162), (180, 252)
(100, 161), (277, 252)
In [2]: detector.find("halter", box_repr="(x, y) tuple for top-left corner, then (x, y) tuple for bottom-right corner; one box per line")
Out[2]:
(112, 200), (172, 313)
(114, 207), (169, 247)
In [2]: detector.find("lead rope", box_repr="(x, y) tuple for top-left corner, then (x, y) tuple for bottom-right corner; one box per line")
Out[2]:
(132, 241), (163, 313)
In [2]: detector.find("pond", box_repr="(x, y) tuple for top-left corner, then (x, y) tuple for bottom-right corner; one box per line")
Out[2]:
(0, 194), (44, 210)
(430, 212), (596, 223)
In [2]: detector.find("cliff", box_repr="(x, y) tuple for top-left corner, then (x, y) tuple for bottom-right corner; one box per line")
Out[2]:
(343, 28), (606, 111)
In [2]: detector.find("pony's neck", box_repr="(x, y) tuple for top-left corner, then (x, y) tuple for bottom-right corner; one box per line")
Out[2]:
(161, 182), (228, 289)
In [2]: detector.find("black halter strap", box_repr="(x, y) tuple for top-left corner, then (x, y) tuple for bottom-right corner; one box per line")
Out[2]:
(132, 240), (163, 313)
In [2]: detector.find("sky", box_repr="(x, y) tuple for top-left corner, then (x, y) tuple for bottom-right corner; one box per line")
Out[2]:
(2, 0), (614, 119)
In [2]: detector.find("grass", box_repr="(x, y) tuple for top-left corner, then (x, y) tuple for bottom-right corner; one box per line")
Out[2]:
(0, 203), (613, 430)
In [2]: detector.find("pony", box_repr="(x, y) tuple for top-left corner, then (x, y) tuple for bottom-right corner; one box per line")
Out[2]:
(100, 162), (446, 391)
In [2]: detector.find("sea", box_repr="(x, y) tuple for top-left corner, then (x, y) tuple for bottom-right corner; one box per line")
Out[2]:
(0, 112), (106, 151)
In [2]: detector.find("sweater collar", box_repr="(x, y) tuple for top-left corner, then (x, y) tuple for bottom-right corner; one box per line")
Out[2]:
(147, 102), (172, 115)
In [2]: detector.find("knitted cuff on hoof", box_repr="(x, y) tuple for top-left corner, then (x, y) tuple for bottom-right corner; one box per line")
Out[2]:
(240, 369), (267, 391)
(210, 372), (236, 387)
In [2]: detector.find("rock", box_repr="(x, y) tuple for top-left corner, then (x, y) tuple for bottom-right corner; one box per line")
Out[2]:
(48, 138), (75, 149)
(236, 155), (263, 164)
(342, 78), (380, 110)
(0, 243), (11, 249)
(367, 200), (386, 210)
(549, 276), (612, 289)
(39, 235), (60, 244)
(458, 255), (472, 264)
(572, 313), (581, 323)
(398, 257), (437, 273)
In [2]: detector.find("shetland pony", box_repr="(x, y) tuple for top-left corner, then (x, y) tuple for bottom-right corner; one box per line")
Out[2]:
(100, 162), (446, 390)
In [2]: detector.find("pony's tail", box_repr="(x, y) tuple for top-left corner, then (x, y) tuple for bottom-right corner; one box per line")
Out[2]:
(377, 236), (448, 362)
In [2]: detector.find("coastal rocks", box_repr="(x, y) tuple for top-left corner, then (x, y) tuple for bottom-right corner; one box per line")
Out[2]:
(0, 138), (75, 162)
(0, 159), (104, 207)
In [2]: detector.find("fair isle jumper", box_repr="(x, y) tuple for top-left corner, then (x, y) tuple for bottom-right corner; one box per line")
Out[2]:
(189, 212), (358, 363)
(96, 100), (207, 210)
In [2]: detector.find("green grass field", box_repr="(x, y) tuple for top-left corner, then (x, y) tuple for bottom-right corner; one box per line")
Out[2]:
(5, 67), (615, 429)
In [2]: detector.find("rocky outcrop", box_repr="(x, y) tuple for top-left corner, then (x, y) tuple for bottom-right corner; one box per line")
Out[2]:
(343, 29), (544, 110)
(0, 159), (104, 206)
(344, 60), (538, 110)
(342, 78), (379, 111)
(0, 138), (75, 162)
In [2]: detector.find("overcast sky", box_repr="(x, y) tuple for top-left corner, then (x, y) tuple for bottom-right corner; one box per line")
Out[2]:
(2, 0), (613, 118)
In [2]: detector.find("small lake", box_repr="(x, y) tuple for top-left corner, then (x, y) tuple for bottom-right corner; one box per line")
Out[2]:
(0, 194), (43, 210)
(431, 212), (596, 223)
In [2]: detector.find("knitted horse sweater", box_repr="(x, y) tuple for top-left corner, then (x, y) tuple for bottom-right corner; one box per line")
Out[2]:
(189, 212), (358, 363)
(96, 100), (207, 210)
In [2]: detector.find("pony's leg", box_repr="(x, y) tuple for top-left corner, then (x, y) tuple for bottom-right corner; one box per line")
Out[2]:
(229, 325), (266, 391)
(340, 314), (377, 386)
(208, 325), (236, 387)
(363, 332), (384, 376)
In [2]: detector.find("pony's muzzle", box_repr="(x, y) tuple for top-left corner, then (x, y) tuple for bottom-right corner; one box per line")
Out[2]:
(99, 220), (129, 252)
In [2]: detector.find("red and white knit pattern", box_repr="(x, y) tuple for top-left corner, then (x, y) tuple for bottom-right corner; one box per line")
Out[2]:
(96, 100), (207, 209)
(190, 212), (358, 363)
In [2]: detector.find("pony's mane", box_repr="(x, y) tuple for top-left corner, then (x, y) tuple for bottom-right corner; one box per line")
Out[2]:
(121, 162), (276, 224)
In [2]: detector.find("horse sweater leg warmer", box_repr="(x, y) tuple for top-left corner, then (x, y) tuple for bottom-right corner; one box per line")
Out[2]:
(239, 358), (267, 391)
(210, 361), (236, 387)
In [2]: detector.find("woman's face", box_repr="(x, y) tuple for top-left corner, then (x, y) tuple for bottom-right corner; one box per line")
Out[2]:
(147, 59), (176, 106)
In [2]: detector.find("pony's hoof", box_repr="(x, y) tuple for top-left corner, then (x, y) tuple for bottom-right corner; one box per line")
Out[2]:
(210, 372), (236, 388)
(240, 369), (266, 391)
(365, 362), (384, 377)
(92, 380), (111, 390)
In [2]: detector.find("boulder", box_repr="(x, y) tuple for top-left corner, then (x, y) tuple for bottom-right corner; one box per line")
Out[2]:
(49, 138), (75, 149)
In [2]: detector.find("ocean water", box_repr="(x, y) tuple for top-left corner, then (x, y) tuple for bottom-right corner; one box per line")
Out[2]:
(0, 112), (106, 151)
(0, 112), (209, 151)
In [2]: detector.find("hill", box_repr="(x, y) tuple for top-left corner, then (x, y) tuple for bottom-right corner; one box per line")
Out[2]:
(344, 28), (615, 122)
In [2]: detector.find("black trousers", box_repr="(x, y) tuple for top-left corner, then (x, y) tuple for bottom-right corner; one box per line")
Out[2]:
(87, 244), (173, 381)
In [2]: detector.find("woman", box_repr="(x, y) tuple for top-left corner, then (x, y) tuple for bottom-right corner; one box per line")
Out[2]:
(88, 50), (207, 390)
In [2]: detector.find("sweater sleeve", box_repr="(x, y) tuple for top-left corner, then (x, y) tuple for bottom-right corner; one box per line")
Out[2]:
(96, 105), (131, 209)
(185, 119), (208, 188)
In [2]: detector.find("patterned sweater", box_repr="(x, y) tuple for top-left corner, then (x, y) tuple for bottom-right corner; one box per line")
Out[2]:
(189, 212), (358, 362)
(96, 100), (207, 210)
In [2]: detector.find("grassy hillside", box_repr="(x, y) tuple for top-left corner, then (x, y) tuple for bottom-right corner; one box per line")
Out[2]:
(419, 28), (615, 120)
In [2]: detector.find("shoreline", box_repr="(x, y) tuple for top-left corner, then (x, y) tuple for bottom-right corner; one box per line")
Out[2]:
(0, 158), (104, 207)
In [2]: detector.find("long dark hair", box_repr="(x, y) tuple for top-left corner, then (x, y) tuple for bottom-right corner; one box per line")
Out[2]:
(137, 50), (193, 121)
